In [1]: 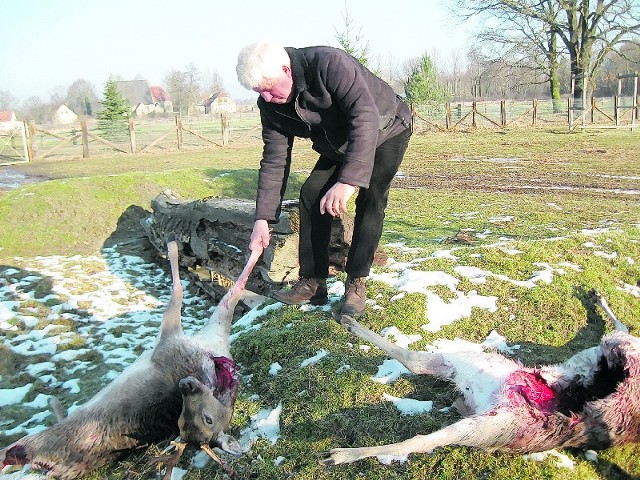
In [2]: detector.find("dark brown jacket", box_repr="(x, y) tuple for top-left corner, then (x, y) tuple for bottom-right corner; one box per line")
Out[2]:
(255, 46), (411, 222)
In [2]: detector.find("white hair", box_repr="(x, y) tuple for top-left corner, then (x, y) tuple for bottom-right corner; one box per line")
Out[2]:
(236, 40), (290, 90)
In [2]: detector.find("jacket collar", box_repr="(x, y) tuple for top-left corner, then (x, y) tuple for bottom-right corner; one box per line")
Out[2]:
(285, 47), (310, 95)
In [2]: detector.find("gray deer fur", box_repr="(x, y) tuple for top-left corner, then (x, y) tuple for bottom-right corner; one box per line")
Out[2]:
(1, 240), (261, 479)
(323, 294), (640, 466)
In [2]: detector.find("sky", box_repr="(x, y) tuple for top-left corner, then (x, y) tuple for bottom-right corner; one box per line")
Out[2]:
(0, 0), (471, 105)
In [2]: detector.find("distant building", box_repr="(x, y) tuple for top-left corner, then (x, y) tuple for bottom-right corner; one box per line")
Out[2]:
(204, 90), (236, 114)
(0, 110), (23, 133)
(53, 105), (78, 125)
(115, 80), (172, 115)
(0, 111), (17, 123)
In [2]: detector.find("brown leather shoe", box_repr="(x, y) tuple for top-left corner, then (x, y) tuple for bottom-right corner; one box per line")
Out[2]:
(272, 278), (328, 305)
(341, 276), (366, 317)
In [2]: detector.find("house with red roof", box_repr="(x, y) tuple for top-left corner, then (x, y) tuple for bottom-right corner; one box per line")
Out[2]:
(115, 80), (172, 115)
(0, 111), (17, 123)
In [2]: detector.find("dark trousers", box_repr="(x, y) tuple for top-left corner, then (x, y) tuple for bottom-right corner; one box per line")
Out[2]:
(298, 127), (411, 279)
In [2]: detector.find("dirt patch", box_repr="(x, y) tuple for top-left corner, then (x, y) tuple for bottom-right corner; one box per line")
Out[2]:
(0, 168), (51, 192)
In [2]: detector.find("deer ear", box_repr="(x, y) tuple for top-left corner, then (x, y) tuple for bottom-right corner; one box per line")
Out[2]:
(179, 376), (205, 395)
(215, 431), (243, 456)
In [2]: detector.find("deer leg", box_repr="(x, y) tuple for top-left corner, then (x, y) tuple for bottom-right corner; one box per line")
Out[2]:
(322, 411), (519, 466)
(222, 247), (263, 307)
(339, 315), (454, 378)
(49, 397), (65, 422)
(594, 292), (629, 333)
(197, 247), (263, 355)
(158, 239), (184, 344)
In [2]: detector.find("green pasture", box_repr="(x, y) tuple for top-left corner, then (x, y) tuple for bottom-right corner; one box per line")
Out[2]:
(0, 128), (639, 479)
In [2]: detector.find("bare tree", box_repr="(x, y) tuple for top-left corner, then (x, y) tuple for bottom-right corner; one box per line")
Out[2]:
(48, 87), (66, 110)
(65, 79), (99, 117)
(206, 69), (225, 95)
(594, 42), (640, 95)
(184, 63), (203, 114)
(19, 96), (49, 123)
(372, 51), (405, 93)
(446, 50), (465, 99)
(466, 47), (488, 98)
(452, 0), (640, 107)
(452, 1), (564, 108)
(554, 0), (640, 101)
(164, 69), (188, 114)
(164, 64), (204, 116)
(0, 90), (19, 111)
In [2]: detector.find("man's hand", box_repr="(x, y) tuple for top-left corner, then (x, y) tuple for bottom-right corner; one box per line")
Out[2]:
(320, 182), (356, 217)
(249, 219), (271, 251)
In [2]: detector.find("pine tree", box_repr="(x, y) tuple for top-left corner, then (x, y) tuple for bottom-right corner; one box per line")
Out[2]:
(405, 54), (450, 116)
(334, 6), (370, 67)
(96, 78), (130, 139)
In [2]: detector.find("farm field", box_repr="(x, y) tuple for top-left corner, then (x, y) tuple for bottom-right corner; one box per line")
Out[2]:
(0, 128), (639, 479)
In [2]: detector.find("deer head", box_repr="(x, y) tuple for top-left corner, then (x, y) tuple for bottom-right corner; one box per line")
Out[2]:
(177, 354), (241, 453)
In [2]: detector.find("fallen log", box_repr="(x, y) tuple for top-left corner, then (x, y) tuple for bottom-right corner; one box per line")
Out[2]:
(142, 190), (356, 301)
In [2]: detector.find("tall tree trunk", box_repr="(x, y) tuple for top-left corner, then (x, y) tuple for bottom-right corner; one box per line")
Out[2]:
(549, 70), (562, 114)
(547, 31), (563, 113)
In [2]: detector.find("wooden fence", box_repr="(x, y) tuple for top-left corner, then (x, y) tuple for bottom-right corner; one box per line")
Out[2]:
(11, 112), (263, 163)
(411, 96), (639, 133)
(1, 95), (638, 165)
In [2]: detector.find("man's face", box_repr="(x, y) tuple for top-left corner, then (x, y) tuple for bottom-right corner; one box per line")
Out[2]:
(253, 66), (294, 103)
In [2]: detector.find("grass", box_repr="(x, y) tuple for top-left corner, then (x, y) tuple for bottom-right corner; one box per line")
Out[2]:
(1, 127), (640, 479)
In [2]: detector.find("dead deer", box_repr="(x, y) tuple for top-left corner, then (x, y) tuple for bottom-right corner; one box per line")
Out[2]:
(1, 239), (262, 479)
(323, 293), (640, 466)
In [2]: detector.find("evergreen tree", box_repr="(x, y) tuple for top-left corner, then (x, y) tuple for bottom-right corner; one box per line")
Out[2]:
(334, 6), (370, 67)
(96, 78), (130, 138)
(405, 54), (450, 108)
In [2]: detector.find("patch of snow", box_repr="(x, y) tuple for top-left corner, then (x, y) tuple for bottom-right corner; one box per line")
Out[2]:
(383, 393), (433, 415)
(523, 449), (575, 469)
(300, 350), (328, 368)
(370, 359), (410, 384)
(239, 403), (282, 450)
(269, 362), (282, 376)
(0, 384), (33, 407)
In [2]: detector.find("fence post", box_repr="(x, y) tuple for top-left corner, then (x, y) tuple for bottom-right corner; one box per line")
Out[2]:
(410, 103), (417, 133)
(472, 101), (477, 128)
(590, 97), (595, 123)
(500, 100), (506, 127)
(445, 102), (451, 130)
(567, 97), (572, 129)
(80, 120), (90, 158)
(176, 116), (183, 149)
(18, 121), (28, 162)
(23, 121), (33, 162)
(532, 99), (537, 127)
(614, 96), (619, 126)
(221, 112), (229, 146)
(632, 76), (638, 129)
(129, 118), (136, 154)
(27, 120), (37, 161)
